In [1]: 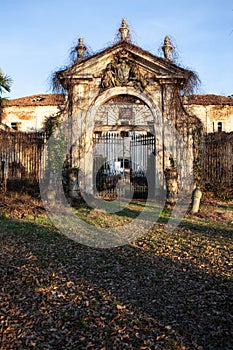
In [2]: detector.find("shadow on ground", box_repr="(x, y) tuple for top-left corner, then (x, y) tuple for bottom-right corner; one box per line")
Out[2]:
(0, 216), (232, 349)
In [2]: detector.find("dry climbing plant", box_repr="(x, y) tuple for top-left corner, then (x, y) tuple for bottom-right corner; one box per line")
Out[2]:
(49, 26), (202, 183)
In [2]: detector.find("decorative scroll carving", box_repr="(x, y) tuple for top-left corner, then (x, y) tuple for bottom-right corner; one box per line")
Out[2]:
(101, 51), (148, 91)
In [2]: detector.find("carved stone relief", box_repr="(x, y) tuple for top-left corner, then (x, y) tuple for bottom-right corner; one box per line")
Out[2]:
(101, 51), (148, 91)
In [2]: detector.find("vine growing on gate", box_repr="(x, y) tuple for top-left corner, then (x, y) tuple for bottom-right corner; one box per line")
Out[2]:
(48, 23), (203, 184)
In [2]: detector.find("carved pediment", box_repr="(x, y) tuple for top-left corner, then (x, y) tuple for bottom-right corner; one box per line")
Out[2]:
(59, 42), (190, 90)
(100, 50), (148, 91)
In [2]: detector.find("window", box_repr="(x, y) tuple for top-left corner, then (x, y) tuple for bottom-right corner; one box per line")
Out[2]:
(217, 122), (222, 132)
(11, 122), (18, 130)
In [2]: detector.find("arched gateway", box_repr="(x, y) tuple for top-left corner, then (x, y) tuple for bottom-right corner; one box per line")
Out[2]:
(85, 87), (162, 198)
(55, 20), (202, 199)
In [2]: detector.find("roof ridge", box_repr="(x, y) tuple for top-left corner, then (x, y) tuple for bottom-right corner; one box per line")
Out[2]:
(183, 94), (233, 106)
(4, 93), (66, 106)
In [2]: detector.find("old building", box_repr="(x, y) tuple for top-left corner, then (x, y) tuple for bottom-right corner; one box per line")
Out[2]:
(2, 93), (233, 134)
(47, 20), (203, 196)
(183, 94), (233, 133)
(1, 20), (232, 196)
(1, 22), (232, 135)
(1, 94), (65, 132)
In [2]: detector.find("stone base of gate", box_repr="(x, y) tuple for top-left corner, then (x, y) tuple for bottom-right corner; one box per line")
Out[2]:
(164, 167), (178, 204)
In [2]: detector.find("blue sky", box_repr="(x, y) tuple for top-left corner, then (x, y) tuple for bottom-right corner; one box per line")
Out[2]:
(1, 0), (233, 98)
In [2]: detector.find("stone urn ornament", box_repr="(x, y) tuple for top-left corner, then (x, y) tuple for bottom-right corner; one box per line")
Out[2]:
(164, 156), (178, 204)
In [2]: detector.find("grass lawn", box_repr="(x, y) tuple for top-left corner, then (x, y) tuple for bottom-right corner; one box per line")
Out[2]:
(0, 193), (232, 349)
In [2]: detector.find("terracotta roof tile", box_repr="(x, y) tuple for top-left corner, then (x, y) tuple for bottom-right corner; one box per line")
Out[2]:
(5, 94), (66, 107)
(4, 93), (233, 108)
(184, 94), (233, 106)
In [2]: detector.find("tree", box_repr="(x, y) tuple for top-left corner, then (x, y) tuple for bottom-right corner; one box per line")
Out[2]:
(0, 69), (12, 123)
(0, 69), (12, 95)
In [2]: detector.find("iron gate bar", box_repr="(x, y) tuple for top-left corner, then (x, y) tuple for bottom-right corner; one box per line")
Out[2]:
(93, 132), (155, 199)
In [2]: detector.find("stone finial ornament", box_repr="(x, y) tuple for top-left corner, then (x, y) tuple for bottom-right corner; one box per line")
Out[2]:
(76, 37), (86, 61)
(162, 36), (173, 60)
(119, 19), (130, 41)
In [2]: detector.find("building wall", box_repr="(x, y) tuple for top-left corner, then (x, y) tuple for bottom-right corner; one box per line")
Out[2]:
(184, 104), (233, 133)
(1, 94), (65, 132)
(2, 105), (61, 132)
(1, 94), (233, 134)
(184, 95), (233, 134)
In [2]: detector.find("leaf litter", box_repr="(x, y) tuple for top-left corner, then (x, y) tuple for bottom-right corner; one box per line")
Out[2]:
(0, 193), (232, 349)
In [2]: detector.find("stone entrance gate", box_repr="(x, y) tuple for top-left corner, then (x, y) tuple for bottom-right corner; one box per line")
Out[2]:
(55, 20), (201, 199)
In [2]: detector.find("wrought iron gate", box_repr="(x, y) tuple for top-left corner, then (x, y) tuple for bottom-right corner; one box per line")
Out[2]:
(93, 132), (155, 199)
(130, 134), (155, 198)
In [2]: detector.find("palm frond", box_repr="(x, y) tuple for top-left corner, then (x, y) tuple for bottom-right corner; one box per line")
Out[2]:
(0, 69), (13, 94)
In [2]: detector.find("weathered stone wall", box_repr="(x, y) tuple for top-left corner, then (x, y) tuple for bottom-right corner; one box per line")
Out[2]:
(2, 105), (61, 132)
(2, 93), (232, 134)
(184, 95), (233, 134)
(188, 105), (233, 133)
(63, 80), (194, 195)
(1, 94), (65, 132)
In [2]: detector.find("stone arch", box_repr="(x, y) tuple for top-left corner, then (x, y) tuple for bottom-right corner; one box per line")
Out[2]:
(76, 87), (165, 194)
(87, 87), (162, 127)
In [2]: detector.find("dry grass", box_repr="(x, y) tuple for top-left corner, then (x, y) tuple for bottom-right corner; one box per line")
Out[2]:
(0, 191), (232, 349)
